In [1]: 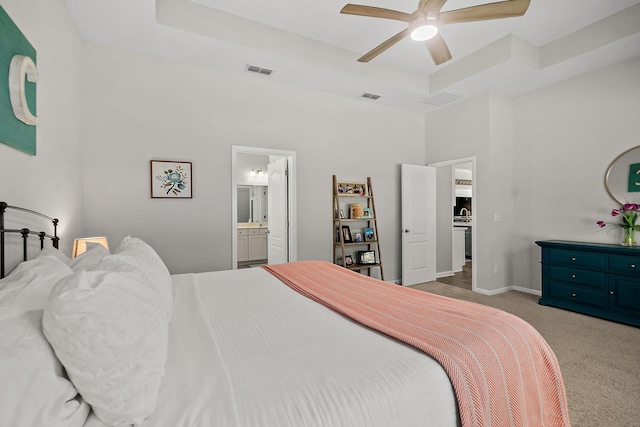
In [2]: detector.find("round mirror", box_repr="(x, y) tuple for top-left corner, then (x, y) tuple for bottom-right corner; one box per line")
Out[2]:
(605, 145), (640, 205)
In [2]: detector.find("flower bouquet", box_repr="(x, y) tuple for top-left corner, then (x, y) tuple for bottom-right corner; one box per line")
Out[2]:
(597, 203), (640, 246)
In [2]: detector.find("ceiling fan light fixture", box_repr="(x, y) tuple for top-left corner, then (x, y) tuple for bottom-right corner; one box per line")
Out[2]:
(410, 23), (438, 41)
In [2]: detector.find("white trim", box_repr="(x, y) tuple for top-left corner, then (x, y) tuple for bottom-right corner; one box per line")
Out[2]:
(473, 286), (542, 297)
(231, 145), (297, 269)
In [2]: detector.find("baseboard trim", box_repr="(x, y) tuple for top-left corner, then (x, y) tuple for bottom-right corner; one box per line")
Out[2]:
(475, 285), (542, 296)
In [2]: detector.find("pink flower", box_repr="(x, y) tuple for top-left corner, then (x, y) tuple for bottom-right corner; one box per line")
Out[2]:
(597, 221), (606, 228)
(611, 209), (620, 216)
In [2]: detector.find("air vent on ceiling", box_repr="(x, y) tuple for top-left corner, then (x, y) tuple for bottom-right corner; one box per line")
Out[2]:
(361, 92), (381, 100)
(245, 64), (273, 76)
(455, 179), (472, 186)
(422, 91), (463, 107)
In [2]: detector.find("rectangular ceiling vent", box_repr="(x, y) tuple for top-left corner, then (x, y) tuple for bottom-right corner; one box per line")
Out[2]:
(246, 64), (273, 76)
(361, 92), (381, 100)
(455, 179), (472, 186)
(422, 91), (463, 107)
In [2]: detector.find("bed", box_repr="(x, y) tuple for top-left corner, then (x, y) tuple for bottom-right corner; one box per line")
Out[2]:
(0, 203), (571, 427)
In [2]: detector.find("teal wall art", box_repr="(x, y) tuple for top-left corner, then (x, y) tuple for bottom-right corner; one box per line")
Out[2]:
(629, 162), (640, 193)
(0, 6), (37, 155)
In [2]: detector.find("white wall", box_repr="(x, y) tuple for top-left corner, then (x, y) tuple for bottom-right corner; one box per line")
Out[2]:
(0, 0), (85, 264)
(426, 93), (516, 294)
(427, 57), (640, 293)
(80, 43), (425, 278)
(512, 56), (640, 291)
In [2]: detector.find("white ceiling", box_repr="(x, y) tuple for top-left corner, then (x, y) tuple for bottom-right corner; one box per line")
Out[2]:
(65, 0), (640, 112)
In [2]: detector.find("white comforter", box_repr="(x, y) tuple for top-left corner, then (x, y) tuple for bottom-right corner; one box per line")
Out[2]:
(85, 267), (460, 427)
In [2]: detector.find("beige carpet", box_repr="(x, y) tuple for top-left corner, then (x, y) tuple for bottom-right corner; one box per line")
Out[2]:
(409, 281), (640, 427)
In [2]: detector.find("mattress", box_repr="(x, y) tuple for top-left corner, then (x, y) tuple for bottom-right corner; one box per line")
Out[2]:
(84, 267), (460, 427)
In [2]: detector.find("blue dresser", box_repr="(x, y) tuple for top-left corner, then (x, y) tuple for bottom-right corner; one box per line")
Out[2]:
(536, 240), (640, 328)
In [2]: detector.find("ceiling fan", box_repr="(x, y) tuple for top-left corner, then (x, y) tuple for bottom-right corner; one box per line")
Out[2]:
(340, 0), (530, 65)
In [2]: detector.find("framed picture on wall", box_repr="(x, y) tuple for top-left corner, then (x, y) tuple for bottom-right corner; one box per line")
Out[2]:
(362, 207), (373, 218)
(150, 160), (192, 198)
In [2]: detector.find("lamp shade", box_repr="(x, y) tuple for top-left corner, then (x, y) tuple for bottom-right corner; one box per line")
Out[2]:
(71, 236), (109, 258)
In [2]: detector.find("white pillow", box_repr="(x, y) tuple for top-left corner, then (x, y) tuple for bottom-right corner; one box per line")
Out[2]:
(0, 255), (73, 312)
(99, 236), (172, 319)
(0, 308), (90, 427)
(39, 247), (72, 264)
(68, 242), (110, 272)
(43, 269), (168, 426)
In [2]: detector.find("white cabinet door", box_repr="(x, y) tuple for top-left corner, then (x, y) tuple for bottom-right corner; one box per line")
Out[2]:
(248, 229), (268, 260)
(237, 230), (249, 262)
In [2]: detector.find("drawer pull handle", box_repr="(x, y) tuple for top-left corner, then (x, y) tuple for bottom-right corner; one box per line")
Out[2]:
(571, 293), (577, 297)
(571, 257), (577, 261)
(609, 291), (614, 295)
(631, 264), (636, 269)
(571, 274), (576, 279)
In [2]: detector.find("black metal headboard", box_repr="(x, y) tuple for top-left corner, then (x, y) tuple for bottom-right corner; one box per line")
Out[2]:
(0, 202), (59, 279)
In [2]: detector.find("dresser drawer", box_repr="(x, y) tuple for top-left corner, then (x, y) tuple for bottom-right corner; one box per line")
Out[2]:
(548, 283), (605, 309)
(237, 229), (248, 236)
(249, 228), (268, 236)
(609, 255), (640, 277)
(548, 265), (606, 289)
(547, 248), (606, 270)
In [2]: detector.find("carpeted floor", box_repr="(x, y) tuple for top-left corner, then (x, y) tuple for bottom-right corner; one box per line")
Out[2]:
(409, 281), (640, 427)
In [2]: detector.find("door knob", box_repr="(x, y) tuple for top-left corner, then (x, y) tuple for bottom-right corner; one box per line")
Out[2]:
(403, 229), (410, 233)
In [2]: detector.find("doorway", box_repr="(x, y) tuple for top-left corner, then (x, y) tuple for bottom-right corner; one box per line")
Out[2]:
(231, 146), (297, 269)
(429, 157), (476, 292)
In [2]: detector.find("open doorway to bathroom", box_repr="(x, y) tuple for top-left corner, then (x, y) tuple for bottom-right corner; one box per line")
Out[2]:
(231, 146), (297, 269)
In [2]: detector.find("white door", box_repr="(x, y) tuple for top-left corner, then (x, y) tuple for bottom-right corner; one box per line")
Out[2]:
(401, 164), (437, 286)
(267, 157), (288, 264)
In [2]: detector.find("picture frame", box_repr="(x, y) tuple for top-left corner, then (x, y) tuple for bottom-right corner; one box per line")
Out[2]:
(151, 160), (192, 198)
(350, 203), (363, 219)
(344, 255), (354, 267)
(354, 232), (363, 242)
(362, 207), (373, 219)
(357, 250), (376, 265)
(364, 228), (375, 242)
(341, 225), (353, 243)
(339, 209), (345, 219)
(337, 182), (367, 196)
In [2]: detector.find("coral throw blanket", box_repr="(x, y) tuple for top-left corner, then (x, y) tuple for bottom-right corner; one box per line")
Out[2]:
(264, 261), (571, 427)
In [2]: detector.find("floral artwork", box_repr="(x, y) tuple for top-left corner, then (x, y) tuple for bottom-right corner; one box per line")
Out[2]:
(150, 160), (192, 198)
(597, 203), (639, 246)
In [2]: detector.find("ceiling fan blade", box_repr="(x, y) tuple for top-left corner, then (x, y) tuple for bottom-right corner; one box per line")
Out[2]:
(425, 32), (452, 65)
(422, 0), (448, 16)
(358, 28), (411, 62)
(439, 0), (530, 25)
(340, 4), (414, 22)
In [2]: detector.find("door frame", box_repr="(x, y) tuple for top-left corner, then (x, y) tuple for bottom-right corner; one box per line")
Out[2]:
(428, 156), (477, 292)
(231, 145), (297, 269)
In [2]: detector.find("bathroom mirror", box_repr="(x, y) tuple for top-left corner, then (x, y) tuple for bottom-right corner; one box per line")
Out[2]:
(237, 185), (268, 223)
(605, 145), (640, 205)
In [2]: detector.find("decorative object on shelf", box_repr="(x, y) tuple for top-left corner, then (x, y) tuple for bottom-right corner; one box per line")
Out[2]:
(364, 228), (374, 242)
(151, 160), (192, 198)
(597, 203), (639, 246)
(354, 232), (363, 242)
(341, 225), (353, 243)
(357, 250), (376, 265)
(344, 255), (354, 267)
(362, 207), (373, 218)
(337, 182), (367, 196)
(339, 209), (345, 219)
(350, 203), (363, 219)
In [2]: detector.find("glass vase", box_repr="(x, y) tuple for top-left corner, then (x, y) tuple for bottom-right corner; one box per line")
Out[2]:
(622, 227), (636, 246)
